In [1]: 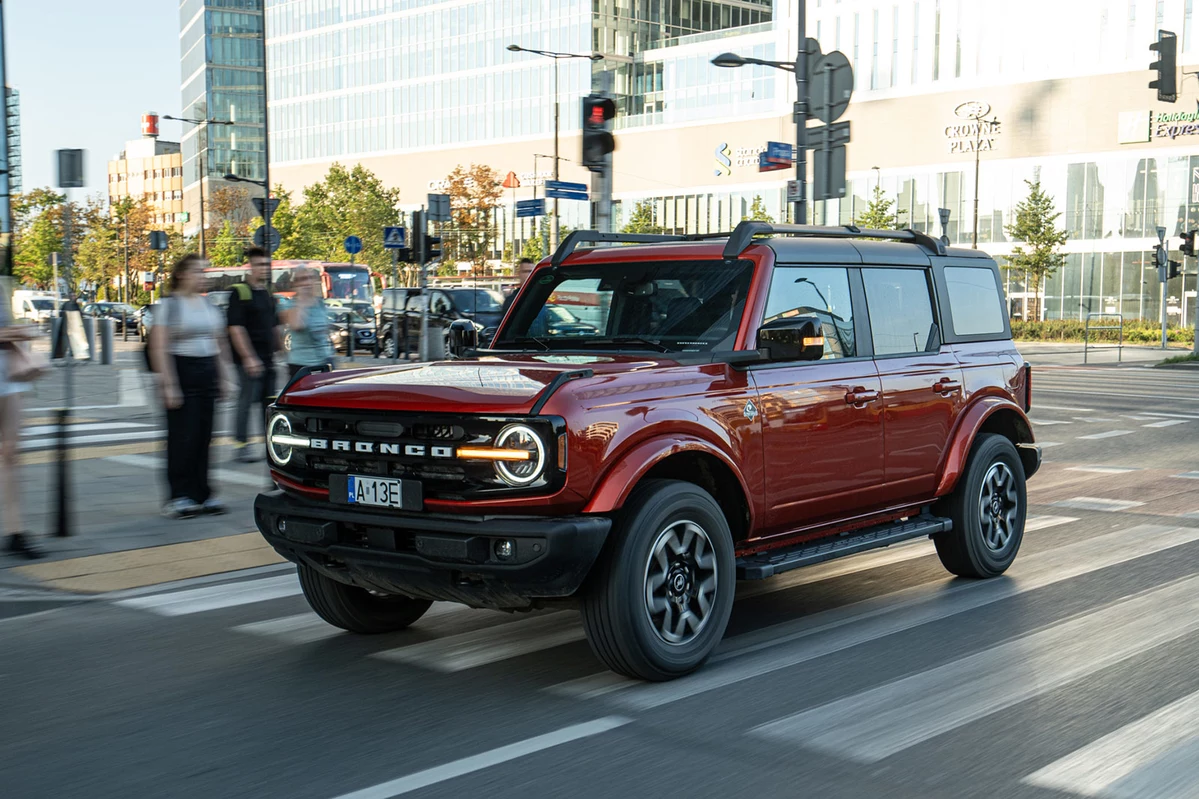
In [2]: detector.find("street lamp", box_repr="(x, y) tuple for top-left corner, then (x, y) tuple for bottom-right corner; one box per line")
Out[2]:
(966, 106), (999, 250)
(507, 43), (603, 253)
(224, 173), (265, 188)
(714, 38), (812, 224)
(163, 114), (234, 258)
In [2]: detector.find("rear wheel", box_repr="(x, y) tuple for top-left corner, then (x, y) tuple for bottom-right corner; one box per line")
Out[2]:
(380, 331), (396, 359)
(934, 433), (1027, 578)
(581, 480), (735, 681)
(297, 564), (432, 633)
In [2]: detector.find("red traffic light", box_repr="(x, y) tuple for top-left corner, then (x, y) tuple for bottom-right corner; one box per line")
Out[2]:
(582, 95), (616, 127)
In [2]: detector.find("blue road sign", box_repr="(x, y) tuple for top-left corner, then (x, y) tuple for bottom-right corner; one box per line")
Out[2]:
(343, 235), (363, 254)
(765, 141), (794, 165)
(545, 189), (589, 201)
(516, 198), (546, 218)
(759, 151), (790, 173)
(545, 180), (588, 193)
(383, 227), (407, 248)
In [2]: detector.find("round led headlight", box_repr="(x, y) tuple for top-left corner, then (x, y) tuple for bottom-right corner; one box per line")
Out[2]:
(267, 413), (296, 465)
(494, 424), (546, 486)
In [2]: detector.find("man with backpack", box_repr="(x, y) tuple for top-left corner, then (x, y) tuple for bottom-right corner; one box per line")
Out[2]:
(227, 247), (281, 463)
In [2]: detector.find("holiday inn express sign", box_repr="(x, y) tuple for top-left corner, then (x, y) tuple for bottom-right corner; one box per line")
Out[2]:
(1118, 107), (1199, 143)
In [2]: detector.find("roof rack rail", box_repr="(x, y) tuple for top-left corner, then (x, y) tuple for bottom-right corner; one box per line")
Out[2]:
(721, 221), (948, 259)
(551, 230), (718, 266)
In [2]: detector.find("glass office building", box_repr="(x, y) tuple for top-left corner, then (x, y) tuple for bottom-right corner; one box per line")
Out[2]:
(5, 88), (19, 196)
(179, 0), (267, 238)
(266, 0), (1199, 325)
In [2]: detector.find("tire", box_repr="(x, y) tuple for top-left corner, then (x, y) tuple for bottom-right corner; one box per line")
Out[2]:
(380, 332), (396, 359)
(282, 332), (293, 353)
(297, 564), (432, 633)
(934, 433), (1027, 579)
(581, 479), (735, 681)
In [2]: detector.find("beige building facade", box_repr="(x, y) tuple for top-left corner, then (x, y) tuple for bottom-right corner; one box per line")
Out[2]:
(107, 114), (185, 230)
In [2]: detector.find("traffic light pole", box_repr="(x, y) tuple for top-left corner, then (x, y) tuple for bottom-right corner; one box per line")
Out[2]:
(794, 6), (809, 225)
(416, 208), (431, 362)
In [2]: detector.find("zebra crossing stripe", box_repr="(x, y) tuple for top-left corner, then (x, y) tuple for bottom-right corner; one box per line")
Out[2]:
(373, 612), (586, 672)
(1024, 688), (1199, 797)
(749, 573), (1199, 762)
(116, 575), (301, 616)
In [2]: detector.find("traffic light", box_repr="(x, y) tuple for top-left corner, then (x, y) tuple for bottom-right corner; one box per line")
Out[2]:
(581, 94), (617, 172)
(1168, 260), (1182, 280)
(412, 209), (442, 266)
(1150, 30), (1178, 102)
(1181, 229), (1197, 256)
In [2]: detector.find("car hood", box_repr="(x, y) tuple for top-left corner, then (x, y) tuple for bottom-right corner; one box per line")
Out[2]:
(280, 353), (673, 414)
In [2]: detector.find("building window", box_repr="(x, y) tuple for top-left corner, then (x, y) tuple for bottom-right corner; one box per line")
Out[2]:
(1128, 1), (1137, 58)
(1158, 0), (1166, 28)
(912, 3), (920, 83)
(835, 15), (841, 50)
(853, 12), (860, 72)
(871, 9), (880, 89)
(891, 6), (900, 87)
(954, 0), (962, 78)
(1187, 0), (1194, 51)
(933, 0), (941, 80)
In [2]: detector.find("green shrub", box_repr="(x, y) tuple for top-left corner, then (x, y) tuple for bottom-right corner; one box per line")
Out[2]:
(1009, 319), (1194, 344)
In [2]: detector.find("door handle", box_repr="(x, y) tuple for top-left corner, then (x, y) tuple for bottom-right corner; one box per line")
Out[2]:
(845, 387), (880, 406)
(933, 378), (962, 394)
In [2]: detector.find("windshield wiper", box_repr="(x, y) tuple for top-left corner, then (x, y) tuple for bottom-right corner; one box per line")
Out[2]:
(578, 336), (674, 353)
(505, 336), (551, 351)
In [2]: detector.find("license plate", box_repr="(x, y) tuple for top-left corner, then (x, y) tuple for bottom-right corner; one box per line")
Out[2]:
(346, 475), (407, 509)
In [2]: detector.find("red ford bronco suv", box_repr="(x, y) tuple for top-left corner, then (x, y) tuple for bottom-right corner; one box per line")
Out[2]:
(255, 222), (1039, 681)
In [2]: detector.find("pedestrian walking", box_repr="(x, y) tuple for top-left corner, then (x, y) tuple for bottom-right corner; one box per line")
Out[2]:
(0, 285), (44, 558)
(281, 266), (334, 380)
(150, 254), (233, 519)
(498, 257), (536, 321)
(227, 246), (282, 463)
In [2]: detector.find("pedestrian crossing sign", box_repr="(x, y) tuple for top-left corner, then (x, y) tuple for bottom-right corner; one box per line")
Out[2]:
(383, 226), (407, 249)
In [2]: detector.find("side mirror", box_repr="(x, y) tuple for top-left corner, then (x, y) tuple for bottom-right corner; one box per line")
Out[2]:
(756, 317), (825, 362)
(447, 318), (479, 359)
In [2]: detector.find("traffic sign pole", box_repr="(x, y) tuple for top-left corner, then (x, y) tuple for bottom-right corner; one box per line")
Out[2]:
(795, 4), (809, 224)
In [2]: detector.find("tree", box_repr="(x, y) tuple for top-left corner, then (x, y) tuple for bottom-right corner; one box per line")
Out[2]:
(855, 184), (907, 230)
(1005, 179), (1068, 322)
(11, 188), (66, 288)
(293, 163), (402, 272)
(743, 195), (774, 223)
(209, 220), (248, 267)
(622, 200), (662, 234)
(250, 186), (303, 260)
(442, 163), (504, 273)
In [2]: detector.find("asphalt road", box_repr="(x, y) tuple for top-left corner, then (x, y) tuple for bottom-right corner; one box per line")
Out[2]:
(2, 363), (1198, 798)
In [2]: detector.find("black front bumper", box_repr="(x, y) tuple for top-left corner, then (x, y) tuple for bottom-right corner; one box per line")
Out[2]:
(254, 490), (611, 610)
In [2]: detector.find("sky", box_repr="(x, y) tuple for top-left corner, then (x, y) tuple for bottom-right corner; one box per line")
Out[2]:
(7, 0), (183, 197)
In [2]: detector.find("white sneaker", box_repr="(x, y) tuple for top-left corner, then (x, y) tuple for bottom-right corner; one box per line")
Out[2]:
(162, 498), (201, 519)
(200, 498), (227, 516)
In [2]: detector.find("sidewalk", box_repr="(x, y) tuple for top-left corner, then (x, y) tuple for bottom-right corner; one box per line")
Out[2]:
(1015, 340), (1193, 367)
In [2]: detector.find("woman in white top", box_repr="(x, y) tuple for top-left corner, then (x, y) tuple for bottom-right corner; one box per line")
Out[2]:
(0, 290), (42, 557)
(150, 254), (234, 518)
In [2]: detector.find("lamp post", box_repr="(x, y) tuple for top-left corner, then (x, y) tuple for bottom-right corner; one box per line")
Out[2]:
(966, 105), (998, 250)
(163, 115), (234, 258)
(506, 44), (603, 252)
(712, 40), (811, 224)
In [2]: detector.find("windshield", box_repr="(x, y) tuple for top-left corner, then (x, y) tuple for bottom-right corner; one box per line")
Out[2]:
(30, 299), (56, 310)
(324, 267), (372, 302)
(493, 260), (754, 353)
(544, 306), (577, 324)
(445, 288), (503, 313)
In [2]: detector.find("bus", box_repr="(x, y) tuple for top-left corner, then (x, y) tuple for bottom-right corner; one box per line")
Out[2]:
(203, 260), (374, 303)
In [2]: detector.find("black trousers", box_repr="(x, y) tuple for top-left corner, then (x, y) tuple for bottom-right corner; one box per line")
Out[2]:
(166, 355), (218, 504)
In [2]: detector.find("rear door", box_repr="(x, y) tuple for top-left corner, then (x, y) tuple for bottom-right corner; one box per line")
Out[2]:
(750, 264), (885, 533)
(862, 266), (966, 503)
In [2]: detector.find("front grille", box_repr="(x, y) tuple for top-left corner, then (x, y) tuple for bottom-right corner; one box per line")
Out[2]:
(273, 407), (563, 500)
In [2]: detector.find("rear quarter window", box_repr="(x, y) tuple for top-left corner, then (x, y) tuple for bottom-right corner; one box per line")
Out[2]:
(945, 266), (1006, 337)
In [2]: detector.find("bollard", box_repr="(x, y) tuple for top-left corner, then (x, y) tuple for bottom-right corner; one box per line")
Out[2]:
(81, 316), (96, 363)
(122, 310), (128, 342)
(345, 311), (354, 361)
(54, 407), (72, 537)
(99, 317), (115, 365)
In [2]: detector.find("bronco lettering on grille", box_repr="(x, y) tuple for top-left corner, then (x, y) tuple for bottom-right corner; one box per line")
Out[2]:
(310, 439), (455, 458)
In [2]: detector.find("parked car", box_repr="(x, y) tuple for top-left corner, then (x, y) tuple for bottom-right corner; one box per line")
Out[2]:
(538, 304), (599, 337)
(376, 287), (505, 358)
(81, 302), (139, 331)
(10, 291), (61, 324)
(255, 221), (1038, 681)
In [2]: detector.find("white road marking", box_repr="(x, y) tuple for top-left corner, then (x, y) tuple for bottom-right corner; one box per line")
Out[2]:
(1032, 405), (1095, 412)
(104, 453), (268, 487)
(1025, 515), (1079, 531)
(20, 422), (152, 437)
(1144, 419), (1189, 428)
(566, 525), (1199, 710)
(1031, 420), (1072, 426)
(118, 369), (148, 407)
(372, 612), (586, 672)
(749, 574), (1199, 762)
(233, 613), (345, 644)
(1037, 441), (1063, 448)
(1037, 389), (1199, 404)
(1066, 466), (1140, 474)
(1139, 411), (1199, 420)
(1024, 688), (1199, 797)
(116, 575), (300, 616)
(1073, 417), (1120, 423)
(1051, 497), (1145, 512)
(328, 717), (631, 799)
(18, 429), (166, 451)
(1121, 415), (1162, 421)
(1077, 430), (1134, 440)
(1173, 471), (1199, 480)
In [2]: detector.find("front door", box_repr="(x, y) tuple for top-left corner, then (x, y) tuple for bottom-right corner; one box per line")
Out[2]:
(861, 266), (966, 503)
(751, 265), (885, 535)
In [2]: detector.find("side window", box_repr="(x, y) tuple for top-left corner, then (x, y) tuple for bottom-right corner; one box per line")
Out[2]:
(944, 266), (1005, 337)
(431, 292), (452, 315)
(762, 266), (856, 359)
(862, 268), (938, 356)
(405, 294), (424, 313)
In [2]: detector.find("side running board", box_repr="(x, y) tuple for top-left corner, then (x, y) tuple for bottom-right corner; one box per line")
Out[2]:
(736, 514), (951, 580)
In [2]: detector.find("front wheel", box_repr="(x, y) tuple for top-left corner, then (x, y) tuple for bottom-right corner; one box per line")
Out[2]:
(581, 480), (735, 681)
(934, 433), (1027, 578)
(297, 564), (432, 633)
